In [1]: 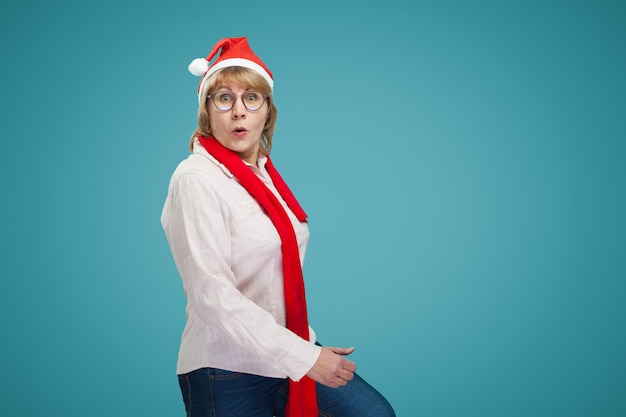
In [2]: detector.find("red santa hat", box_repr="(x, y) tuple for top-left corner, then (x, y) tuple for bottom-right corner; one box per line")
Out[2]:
(188, 37), (274, 103)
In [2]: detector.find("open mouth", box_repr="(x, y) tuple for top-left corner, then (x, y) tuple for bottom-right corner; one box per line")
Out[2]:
(233, 127), (248, 133)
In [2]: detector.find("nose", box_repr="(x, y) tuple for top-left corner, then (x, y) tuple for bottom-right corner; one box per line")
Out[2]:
(231, 97), (247, 119)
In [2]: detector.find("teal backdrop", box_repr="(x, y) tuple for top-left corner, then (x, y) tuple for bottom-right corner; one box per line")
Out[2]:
(1, 0), (624, 416)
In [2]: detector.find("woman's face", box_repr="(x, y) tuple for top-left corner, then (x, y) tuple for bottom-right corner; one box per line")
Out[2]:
(208, 83), (269, 165)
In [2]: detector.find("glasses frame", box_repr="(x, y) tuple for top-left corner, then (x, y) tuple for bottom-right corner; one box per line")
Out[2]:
(207, 90), (269, 112)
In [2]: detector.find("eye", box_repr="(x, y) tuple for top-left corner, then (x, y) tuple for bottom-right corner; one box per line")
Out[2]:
(244, 92), (261, 103)
(217, 93), (233, 103)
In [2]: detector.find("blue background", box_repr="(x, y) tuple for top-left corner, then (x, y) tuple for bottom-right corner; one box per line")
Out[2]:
(1, 0), (624, 416)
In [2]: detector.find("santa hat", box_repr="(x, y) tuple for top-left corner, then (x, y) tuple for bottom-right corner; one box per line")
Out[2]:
(188, 37), (273, 103)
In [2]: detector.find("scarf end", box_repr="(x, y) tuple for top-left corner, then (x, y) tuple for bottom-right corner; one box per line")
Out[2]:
(285, 377), (318, 417)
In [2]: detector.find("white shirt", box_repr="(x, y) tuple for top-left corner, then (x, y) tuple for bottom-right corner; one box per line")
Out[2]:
(161, 139), (321, 381)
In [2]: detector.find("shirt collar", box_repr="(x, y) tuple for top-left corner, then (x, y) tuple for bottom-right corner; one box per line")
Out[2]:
(192, 137), (267, 177)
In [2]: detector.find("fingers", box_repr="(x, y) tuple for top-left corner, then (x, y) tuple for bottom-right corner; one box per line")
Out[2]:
(341, 356), (357, 373)
(306, 346), (358, 388)
(330, 346), (355, 356)
(329, 346), (356, 373)
(327, 370), (353, 388)
(330, 346), (355, 355)
(334, 353), (356, 387)
(338, 364), (355, 383)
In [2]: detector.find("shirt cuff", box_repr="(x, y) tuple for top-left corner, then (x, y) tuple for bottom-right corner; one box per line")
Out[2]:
(275, 335), (322, 381)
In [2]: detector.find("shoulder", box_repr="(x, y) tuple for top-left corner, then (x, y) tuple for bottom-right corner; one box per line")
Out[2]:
(169, 152), (229, 187)
(166, 151), (246, 208)
(163, 156), (230, 219)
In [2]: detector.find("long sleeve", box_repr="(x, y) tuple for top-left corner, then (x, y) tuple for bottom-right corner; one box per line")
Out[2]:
(161, 154), (320, 380)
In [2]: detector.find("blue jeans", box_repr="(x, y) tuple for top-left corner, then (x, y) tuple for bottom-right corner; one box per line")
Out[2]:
(178, 367), (395, 417)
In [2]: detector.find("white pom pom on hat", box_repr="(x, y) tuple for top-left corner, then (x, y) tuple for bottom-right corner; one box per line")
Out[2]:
(188, 37), (274, 104)
(188, 58), (209, 77)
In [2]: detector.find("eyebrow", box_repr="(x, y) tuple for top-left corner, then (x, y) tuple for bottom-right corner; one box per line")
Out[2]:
(214, 86), (254, 92)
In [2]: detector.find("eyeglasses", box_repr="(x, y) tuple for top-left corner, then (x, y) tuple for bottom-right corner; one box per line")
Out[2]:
(207, 90), (269, 112)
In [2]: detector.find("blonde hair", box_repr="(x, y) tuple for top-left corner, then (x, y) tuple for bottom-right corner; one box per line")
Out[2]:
(189, 66), (278, 154)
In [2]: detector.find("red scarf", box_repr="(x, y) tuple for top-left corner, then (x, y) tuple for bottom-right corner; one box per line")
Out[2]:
(198, 136), (318, 417)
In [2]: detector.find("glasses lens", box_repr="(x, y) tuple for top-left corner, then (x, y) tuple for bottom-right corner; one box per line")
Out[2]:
(242, 92), (264, 111)
(213, 92), (234, 111)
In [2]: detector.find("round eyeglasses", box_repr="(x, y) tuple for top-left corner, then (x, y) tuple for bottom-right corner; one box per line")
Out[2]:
(207, 90), (269, 112)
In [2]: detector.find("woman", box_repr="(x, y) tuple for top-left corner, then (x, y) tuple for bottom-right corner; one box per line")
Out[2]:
(161, 37), (395, 417)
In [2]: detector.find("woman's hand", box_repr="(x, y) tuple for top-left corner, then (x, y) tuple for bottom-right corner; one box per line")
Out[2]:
(306, 346), (356, 388)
